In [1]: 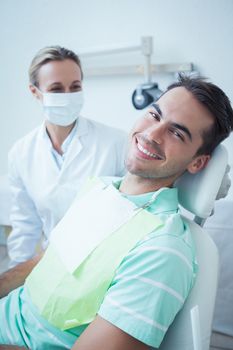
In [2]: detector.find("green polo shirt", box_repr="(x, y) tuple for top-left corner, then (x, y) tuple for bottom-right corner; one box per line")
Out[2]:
(0, 177), (197, 349)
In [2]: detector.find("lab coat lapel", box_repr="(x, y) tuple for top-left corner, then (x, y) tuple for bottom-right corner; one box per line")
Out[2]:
(60, 117), (89, 175)
(38, 124), (61, 178)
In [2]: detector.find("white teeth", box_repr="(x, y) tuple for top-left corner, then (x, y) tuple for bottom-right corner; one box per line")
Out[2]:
(137, 142), (161, 159)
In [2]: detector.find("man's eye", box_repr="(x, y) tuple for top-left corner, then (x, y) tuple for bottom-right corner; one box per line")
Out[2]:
(171, 129), (184, 141)
(149, 111), (161, 121)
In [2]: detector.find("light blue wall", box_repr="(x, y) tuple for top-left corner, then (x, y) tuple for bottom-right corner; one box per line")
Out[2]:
(1, 0), (233, 197)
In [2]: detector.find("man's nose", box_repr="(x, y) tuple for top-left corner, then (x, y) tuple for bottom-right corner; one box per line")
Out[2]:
(145, 124), (165, 144)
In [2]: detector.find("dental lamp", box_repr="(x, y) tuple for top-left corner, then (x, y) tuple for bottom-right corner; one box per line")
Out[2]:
(79, 36), (193, 110)
(132, 82), (163, 110)
(131, 37), (163, 110)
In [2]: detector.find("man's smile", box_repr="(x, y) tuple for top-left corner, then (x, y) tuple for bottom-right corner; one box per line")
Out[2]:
(135, 136), (165, 161)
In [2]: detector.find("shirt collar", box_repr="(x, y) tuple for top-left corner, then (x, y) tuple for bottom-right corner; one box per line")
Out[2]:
(112, 178), (178, 215)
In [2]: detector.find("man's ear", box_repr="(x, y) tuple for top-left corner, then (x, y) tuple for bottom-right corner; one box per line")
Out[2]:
(187, 154), (210, 174)
(29, 84), (41, 100)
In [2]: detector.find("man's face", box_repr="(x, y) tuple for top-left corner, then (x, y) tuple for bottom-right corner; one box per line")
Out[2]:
(126, 87), (214, 187)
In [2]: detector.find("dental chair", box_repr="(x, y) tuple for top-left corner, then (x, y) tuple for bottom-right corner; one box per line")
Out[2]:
(159, 145), (229, 350)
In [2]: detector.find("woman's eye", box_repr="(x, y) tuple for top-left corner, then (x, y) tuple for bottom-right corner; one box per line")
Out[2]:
(71, 85), (81, 91)
(50, 88), (63, 93)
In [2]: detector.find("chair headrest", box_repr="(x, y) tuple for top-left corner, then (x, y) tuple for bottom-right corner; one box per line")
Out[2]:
(175, 145), (228, 219)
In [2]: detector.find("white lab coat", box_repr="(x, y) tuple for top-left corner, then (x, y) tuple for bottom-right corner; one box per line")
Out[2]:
(7, 116), (127, 266)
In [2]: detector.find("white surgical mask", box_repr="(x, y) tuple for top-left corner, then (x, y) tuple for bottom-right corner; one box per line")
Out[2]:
(41, 91), (84, 126)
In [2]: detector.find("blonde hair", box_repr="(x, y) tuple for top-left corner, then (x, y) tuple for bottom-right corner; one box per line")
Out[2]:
(29, 46), (83, 86)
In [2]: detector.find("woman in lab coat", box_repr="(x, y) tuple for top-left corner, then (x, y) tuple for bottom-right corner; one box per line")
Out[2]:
(7, 46), (127, 267)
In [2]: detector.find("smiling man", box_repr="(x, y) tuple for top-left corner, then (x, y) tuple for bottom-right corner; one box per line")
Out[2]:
(123, 85), (214, 194)
(0, 75), (233, 350)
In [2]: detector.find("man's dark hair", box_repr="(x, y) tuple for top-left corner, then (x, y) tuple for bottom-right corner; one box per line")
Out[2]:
(167, 74), (233, 155)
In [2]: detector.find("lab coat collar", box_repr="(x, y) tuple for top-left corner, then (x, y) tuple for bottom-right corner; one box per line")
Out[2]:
(40, 116), (89, 143)
(61, 116), (89, 170)
(38, 117), (90, 174)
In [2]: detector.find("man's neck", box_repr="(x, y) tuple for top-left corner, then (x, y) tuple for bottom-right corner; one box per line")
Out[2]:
(119, 173), (173, 195)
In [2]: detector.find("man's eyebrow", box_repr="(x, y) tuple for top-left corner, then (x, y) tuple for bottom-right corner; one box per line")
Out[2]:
(172, 123), (192, 141)
(151, 103), (162, 116)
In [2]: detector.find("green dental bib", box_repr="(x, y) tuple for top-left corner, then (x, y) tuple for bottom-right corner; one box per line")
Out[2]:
(26, 178), (162, 330)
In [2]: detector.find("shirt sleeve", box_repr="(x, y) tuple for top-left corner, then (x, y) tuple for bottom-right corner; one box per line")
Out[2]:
(7, 147), (43, 267)
(98, 233), (195, 348)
